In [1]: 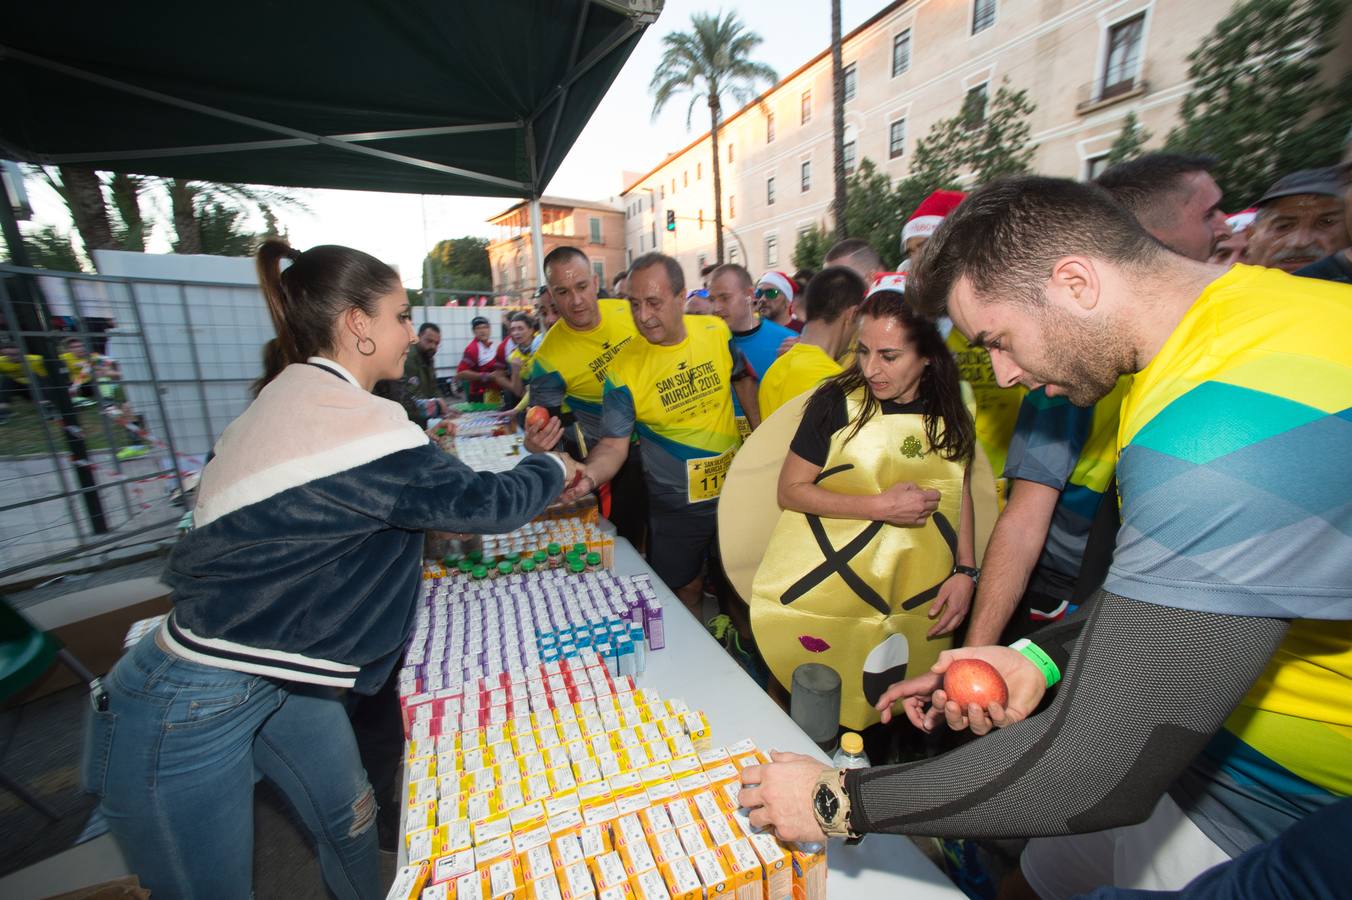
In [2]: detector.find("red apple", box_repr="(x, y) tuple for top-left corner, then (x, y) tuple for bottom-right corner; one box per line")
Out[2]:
(943, 658), (1009, 708)
(526, 406), (549, 429)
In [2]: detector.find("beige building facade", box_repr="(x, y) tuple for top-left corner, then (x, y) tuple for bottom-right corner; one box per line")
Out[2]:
(488, 197), (626, 302)
(621, 0), (1246, 281)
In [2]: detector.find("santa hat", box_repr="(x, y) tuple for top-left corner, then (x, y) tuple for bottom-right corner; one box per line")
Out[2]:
(1225, 208), (1258, 234)
(902, 190), (967, 247)
(756, 271), (797, 303)
(867, 272), (908, 296)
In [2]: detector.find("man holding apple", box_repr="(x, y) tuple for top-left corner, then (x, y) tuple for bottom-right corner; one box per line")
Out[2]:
(739, 177), (1352, 898)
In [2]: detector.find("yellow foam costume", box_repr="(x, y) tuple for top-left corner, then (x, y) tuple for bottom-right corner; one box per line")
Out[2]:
(749, 389), (967, 730)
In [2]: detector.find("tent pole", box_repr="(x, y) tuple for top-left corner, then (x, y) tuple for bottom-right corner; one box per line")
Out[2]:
(529, 197), (546, 298)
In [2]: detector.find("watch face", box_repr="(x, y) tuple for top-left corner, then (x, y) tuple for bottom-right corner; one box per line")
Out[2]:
(813, 783), (840, 822)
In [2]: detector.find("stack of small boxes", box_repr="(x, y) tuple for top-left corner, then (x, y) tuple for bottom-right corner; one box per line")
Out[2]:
(392, 651), (825, 900)
(401, 568), (664, 695)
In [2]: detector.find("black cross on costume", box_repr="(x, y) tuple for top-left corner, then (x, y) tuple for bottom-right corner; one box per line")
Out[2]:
(778, 464), (958, 615)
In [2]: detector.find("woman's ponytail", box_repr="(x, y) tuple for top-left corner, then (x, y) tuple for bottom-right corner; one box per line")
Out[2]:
(256, 238), (304, 366)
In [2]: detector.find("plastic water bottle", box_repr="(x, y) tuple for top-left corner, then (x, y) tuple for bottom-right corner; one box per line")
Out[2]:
(831, 732), (870, 770)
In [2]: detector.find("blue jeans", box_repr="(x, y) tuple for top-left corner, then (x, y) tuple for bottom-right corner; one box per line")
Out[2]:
(81, 634), (381, 899)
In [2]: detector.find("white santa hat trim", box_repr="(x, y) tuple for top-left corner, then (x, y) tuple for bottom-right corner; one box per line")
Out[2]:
(756, 271), (796, 302)
(902, 216), (943, 244)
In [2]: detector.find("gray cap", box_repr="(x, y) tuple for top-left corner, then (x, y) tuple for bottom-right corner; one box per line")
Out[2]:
(1256, 167), (1341, 206)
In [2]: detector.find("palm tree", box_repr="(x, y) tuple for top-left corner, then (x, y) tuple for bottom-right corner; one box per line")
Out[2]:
(830, 0), (847, 240)
(651, 12), (776, 264)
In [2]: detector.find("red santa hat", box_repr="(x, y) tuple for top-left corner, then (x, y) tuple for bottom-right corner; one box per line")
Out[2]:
(756, 271), (797, 303)
(1225, 208), (1258, 234)
(902, 190), (967, 247)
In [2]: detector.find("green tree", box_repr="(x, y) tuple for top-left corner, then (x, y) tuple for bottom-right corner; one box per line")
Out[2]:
(108, 173), (147, 252)
(841, 159), (910, 270)
(830, 0), (847, 240)
(651, 11), (777, 264)
(1105, 111), (1152, 168)
(964, 83), (1037, 183)
(191, 202), (261, 257)
(18, 224), (83, 271)
(792, 223), (834, 271)
(426, 237), (491, 293)
(1165, 0), (1352, 207)
(167, 179), (304, 255)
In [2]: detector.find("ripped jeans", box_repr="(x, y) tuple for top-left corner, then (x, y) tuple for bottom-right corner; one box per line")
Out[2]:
(82, 633), (381, 900)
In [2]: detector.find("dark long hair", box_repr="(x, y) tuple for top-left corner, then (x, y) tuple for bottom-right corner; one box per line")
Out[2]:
(255, 239), (400, 365)
(805, 290), (975, 464)
(250, 337), (288, 397)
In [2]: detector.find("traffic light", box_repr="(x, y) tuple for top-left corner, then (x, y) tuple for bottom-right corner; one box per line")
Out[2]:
(666, 210), (676, 232)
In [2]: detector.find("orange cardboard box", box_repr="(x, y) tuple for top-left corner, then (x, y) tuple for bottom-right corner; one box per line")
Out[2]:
(658, 858), (703, 900)
(689, 848), (735, 900)
(718, 840), (764, 900)
(747, 832), (792, 900)
(790, 848), (827, 900)
(385, 862), (430, 900)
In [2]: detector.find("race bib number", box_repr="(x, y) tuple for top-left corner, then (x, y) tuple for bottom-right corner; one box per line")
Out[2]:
(687, 445), (736, 504)
(735, 415), (751, 441)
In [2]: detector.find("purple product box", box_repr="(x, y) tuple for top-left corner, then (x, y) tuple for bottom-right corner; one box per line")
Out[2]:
(644, 602), (665, 650)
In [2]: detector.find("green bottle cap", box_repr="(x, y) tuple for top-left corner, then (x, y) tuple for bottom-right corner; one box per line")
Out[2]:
(458, 559), (473, 573)
(442, 555), (458, 567)
(468, 550), (484, 563)
(573, 542), (587, 555)
(547, 543), (561, 555)
(533, 550), (548, 563)
(521, 559), (536, 574)
(497, 561), (513, 575)
(471, 565), (488, 579)
(586, 552), (601, 566)
(568, 559), (585, 574)
(506, 552), (521, 563)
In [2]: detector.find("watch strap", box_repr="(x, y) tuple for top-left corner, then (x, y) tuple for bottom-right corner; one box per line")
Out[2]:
(812, 769), (859, 839)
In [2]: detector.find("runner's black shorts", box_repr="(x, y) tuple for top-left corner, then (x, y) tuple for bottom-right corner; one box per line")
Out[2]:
(647, 500), (718, 591)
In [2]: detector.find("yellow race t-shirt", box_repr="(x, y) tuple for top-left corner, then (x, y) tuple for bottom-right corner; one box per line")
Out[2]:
(947, 329), (1025, 478)
(758, 342), (843, 421)
(601, 315), (746, 512)
(1105, 264), (1352, 855)
(527, 299), (637, 451)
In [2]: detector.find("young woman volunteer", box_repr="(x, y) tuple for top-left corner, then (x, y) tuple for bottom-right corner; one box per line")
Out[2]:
(749, 282), (977, 757)
(81, 240), (576, 899)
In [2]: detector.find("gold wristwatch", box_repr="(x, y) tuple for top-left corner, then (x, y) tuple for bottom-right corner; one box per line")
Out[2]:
(811, 769), (859, 839)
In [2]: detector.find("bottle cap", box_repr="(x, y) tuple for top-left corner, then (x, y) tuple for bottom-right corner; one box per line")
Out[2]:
(521, 560), (536, 574)
(548, 543), (561, 554)
(497, 561), (513, 575)
(568, 559), (585, 574)
(471, 565), (488, 579)
(573, 543), (587, 555)
(840, 732), (864, 756)
(533, 551), (548, 563)
(586, 552), (601, 566)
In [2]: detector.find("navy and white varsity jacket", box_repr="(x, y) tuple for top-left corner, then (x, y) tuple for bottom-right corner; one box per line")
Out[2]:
(161, 358), (565, 693)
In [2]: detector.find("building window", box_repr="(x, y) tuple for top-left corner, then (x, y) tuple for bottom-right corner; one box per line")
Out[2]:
(729, 195), (736, 218)
(729, 245), (740, 264)
(767, 111), (776, 143)
(697, 162), (702, 180)
(697, 253), (708, 272)
(801, 89), (812, 125)
(800, 160), (811, 192)
(767, 176), (776, 206)
(660, 185), (665, 200)
(766, 234), (779, 267)
(889, 118), (907, 158)
(843, 63), (857, 103)
(728, 143), (735, 163)
(892, 30), (911, 77)
(698, 209), (705, 230)
(972, 0), (996, 34)
(1102, 14), (1145, 100)
(639, 235), (645, 252)
(964, 82), (988, 127)
(592, 260), (605, 282)
(844, 140), (857, 175)
(1085, 154), (1111, 181)
(589, 217), (602, 244)
(683, 171), (688, 188)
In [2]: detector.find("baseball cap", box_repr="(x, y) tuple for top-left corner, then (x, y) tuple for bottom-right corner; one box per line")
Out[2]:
(1256, 167), (1341, 206)
(471, 315), (490, 327)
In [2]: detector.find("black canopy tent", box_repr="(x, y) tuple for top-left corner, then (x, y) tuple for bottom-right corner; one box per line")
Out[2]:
(0, 0), (659, 554)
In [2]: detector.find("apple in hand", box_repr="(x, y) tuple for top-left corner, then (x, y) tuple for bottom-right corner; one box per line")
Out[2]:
(526, 406), (550, 429)
(943, 658), (1009, 708)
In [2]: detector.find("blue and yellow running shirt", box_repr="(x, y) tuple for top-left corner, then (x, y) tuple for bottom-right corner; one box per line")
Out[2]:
(527, 299), (637, 449)
(1105, 264), (1352, 856)
(1003, 377), (1129, 611)
(947, 329), (1025, 478)
(601, 315), (747, 513)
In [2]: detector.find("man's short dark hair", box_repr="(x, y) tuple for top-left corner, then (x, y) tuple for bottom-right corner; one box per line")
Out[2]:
(612, 270), (628, 286)
(909, 176), (1161, 318)
(803, 266), (867, 323)
(1094, 152), (1218, 222)
(418, 322), (441, 335)
(542, 245), (590, 274)
(700, 263), (718, 278)
(629, 253), (685, 296)
(508, 311), (535, 328)
(708, 263), (753, 290)
(823, 238), (883, 271)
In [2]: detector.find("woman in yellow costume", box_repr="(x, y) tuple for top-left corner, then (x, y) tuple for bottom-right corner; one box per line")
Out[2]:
(750, 286), (978, 735)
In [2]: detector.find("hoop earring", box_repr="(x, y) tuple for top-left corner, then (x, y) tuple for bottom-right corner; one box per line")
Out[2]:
(356, 336), (376, 356)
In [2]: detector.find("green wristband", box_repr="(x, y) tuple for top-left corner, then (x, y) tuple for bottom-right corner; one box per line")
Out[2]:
(1010, 638), (1061, 688)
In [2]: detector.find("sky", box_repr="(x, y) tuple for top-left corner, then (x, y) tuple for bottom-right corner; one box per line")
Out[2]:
(24, 0), (881, 287)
